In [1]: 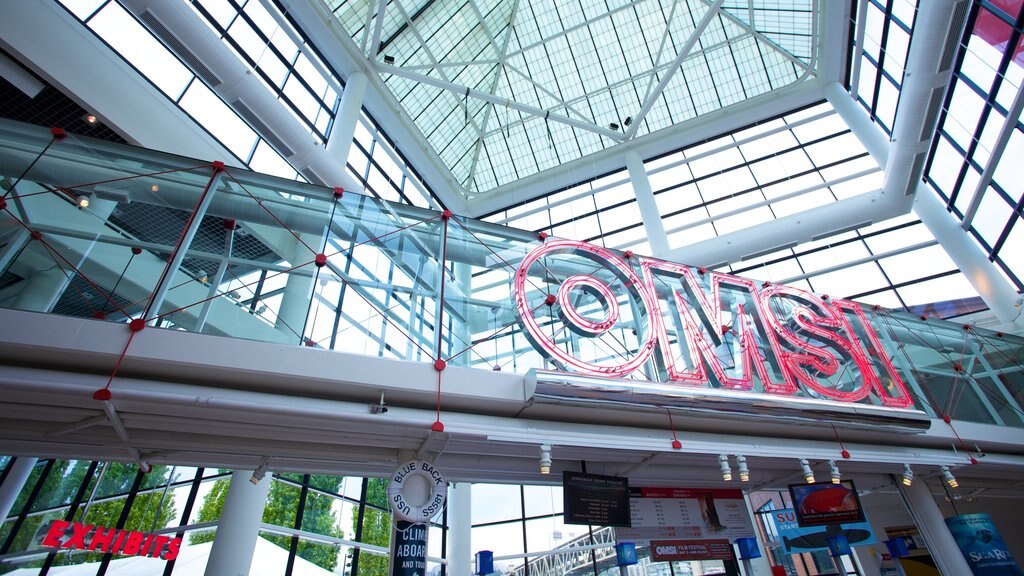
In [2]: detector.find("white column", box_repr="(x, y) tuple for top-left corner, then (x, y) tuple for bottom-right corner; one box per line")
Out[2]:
(205, 470), (272, 576)
(914, 188), (1024, 330)
(326, 72), (368, 168)
(276, 235), (318, 343)
(625, 152), (670, 258)
(896, 477), (972, 576)
(12, 267), (67, 312)
(447, 483), (472, 576)
(0, 457), (38, 523)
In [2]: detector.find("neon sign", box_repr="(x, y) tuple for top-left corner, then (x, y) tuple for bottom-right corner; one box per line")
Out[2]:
(40, 520), (182, 560)
(513, 240), (914, 408)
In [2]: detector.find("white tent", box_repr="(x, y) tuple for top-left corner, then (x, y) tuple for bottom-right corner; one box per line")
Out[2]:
(4, 536), (338, 575)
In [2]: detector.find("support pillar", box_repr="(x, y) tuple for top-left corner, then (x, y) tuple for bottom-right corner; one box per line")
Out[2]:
(205, 469), (271, 576)
(625, 152), (670, 258)
(914, 188), (1024, 330)
(447, 483), (472, 576)
(0, 457), (38, 523)
(896, 477), (972, 576)
(326, 72), (367, 167)
(12, 267), (67, 313)
(276, 234), (319, 343)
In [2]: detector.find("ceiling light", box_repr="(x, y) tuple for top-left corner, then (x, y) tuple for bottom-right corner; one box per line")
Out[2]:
(250, 458), (270, 484)
(609, 122), (620, 131)
(800, 459), (815, 484)
(76, 194), (90, 208)
(719, 454), (732, 482)
(941, 465), (958, 489)
(736, 455), (749, 482)
(151, 184), (160, 192)
(902, 464), (914, 487)
(383, 55), (395, 64)
(829, 460), (841, 484)
(83, 114), (98, 124)
(539, 444), (551, 475)
(623, 116), (632, 126)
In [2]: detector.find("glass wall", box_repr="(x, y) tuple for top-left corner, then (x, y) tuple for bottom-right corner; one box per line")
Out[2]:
(0, 119), (1022, 429)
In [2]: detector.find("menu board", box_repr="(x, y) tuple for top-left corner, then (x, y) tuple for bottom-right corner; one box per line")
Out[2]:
(615, 487), (755, 560)
(563, 471), (631, 527)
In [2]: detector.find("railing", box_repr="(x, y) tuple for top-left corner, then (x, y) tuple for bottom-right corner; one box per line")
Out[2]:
(0, 119), (1022, 431)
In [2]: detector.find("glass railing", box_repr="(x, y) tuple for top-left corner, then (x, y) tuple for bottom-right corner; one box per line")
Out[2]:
(0, 119), (1022, 428)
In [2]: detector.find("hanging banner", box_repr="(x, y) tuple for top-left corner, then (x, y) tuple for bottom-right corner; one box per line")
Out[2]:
(945, 514), (1023, 576)
(772, 508), (877, 552)
(390, 521), (429, 576)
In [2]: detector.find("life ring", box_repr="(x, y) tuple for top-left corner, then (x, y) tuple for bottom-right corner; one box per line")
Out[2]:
(386, 460), (447, 523)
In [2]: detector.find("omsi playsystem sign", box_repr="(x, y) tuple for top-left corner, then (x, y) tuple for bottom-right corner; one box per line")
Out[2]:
(514, 240), (928, 431)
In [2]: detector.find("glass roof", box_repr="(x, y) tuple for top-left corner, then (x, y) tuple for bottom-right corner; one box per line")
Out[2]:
(323, 0), (818, 197)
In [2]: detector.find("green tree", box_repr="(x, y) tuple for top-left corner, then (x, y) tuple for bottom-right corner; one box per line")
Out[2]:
(355, 478), (392, 576)
(191, 473), (345, 571)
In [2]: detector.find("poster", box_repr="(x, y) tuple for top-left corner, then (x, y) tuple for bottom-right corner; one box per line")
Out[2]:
(614, 487), (754, 560)
(772, 508), (877, 552)
(945, 514), (1023, 576)
(788, 480), (865, 526)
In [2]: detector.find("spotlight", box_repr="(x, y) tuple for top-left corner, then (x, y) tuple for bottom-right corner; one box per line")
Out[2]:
(902, 464), (914, 487)
(151, 184), (160, 192)
(736, 455), (749, 482)
(383, 55), (395, 64)
(250, 458), (270, 484)
(539, 444), (551, 475)
(609, 122), (620, 131)
(941, 465), (958, 489)
(83, 114), (98, 124)
(623, 116), (632, 126)
(196, 270), (208, 284)
(829, 460), (841, 484)
(719, 454), (732, 481)
(800, 459), (815, 484)
(76, 194), (90, 209)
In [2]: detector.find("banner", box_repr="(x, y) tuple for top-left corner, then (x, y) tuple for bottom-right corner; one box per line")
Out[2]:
(945, 514), (1023, 576)
(772, 508), (877, 552)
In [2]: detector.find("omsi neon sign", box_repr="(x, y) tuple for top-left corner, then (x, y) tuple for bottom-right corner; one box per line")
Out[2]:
(513, 240), (914, 409)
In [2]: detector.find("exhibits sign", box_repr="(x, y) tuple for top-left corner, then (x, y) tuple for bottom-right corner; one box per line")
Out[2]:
(40, 520), (181, 560)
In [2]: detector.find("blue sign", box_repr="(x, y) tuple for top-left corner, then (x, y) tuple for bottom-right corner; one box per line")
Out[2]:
(772, 508), (877, 552)
(945, 514), (1023, 576)
(615, 542), (638, 566)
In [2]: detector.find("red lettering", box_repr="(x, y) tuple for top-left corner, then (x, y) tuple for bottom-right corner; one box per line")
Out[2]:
(162, 538), (182, 561)
(41, 519), (70, 547)
(149, 535), (171, 557)
(88, 526), (117, 551)
(121, 531), (144, 555)
(61, 522), (91, 550)
(110, 530), (127, 554)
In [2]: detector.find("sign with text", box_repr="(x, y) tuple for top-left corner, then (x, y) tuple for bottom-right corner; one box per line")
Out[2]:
(615, 487), (754, 555)
(772, 507), (877, 552)
(562, 471), (631, 527)
(391, 521), (428, 576)
(651, 539), (734, 561)
(945, 514), (1023, 576)
(40, 520), (181, 560)
(788, 480), (866, 527)
(513, 240), (928, 430)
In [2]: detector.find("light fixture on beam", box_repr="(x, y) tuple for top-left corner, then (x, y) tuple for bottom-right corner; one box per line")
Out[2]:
(902, 464), (914, 487)
(539, 444), (551, 475)
(941, 465), (958, 489)
(76, 194), (91, 209)
(719, 454), (732, 481)
(829, 460), (841, 484)
(736, 455), (749, 482)
(250, 458), (270, 484)
(800, 459), (815, 484)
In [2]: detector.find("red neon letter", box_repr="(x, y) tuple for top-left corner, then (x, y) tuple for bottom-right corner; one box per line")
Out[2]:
(41, 519), (70, 547)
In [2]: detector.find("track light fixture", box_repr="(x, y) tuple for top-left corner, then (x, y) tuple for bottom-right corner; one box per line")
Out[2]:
(539, 444), (551, 475)
(941, 465), (958, 489)
(736, 455), (749, 482)
(250, 458), (270, 484)
(719, 454), (732, 481)
(76, 194), (90, 209)
(829, 460), (841, 484)
(901, 464), (914, 487)
(800, 459), (815, 484)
